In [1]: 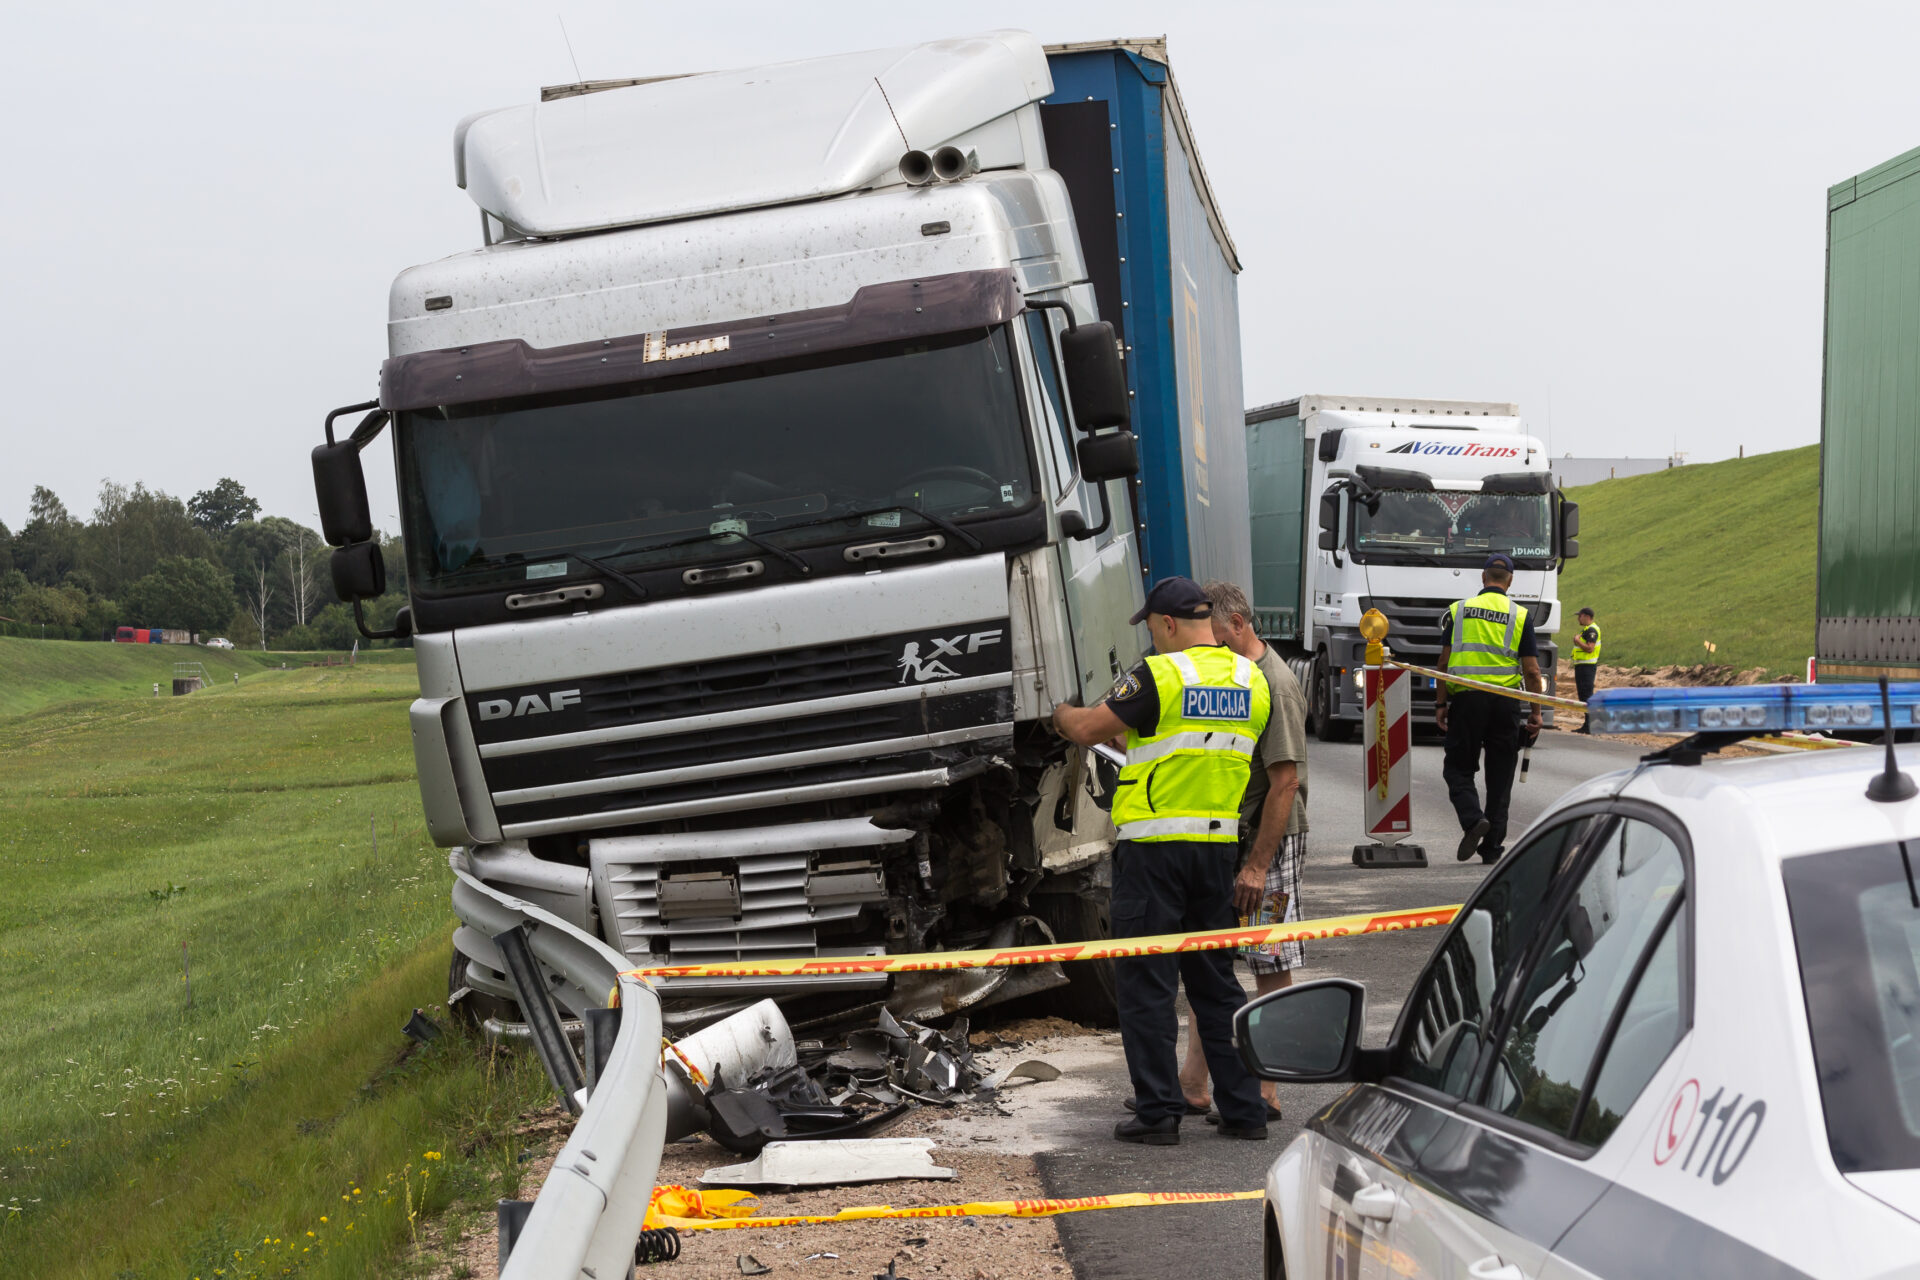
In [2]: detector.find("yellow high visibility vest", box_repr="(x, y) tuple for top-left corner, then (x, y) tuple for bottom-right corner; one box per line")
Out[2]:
(1572, 622), (1602, 665)
(1445, 591), (1528, 692)
(1112, 646), (1272, 843)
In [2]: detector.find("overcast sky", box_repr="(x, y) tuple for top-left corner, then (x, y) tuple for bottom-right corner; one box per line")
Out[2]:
(3, 1), (1915, 532)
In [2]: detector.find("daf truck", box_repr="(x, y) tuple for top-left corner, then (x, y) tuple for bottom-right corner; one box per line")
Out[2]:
(310, 33), (1249, 1029)
(1244, 396), (1581, 737)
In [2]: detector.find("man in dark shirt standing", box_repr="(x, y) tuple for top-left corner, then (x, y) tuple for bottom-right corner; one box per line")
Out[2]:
(1434, 554), (1545, 863)
(1571, 607), (1601, 733)
(1053, 576), (1270, 1146)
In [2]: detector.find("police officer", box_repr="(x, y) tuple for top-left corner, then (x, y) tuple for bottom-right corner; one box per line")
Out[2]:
(1571, 607), (1601, 733)
(1434, 553), (1545, 862)
(1053, 576), (1271, 1145)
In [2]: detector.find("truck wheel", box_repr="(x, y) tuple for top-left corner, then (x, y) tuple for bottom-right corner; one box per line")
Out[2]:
(1032, 892), (1120, 1028)
(448, 943), (518, 1031)
(1312, 656), (1354, 743)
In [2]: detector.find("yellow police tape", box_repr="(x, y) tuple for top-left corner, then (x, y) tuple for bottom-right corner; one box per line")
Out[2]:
(1384, 658), (1588, 713)
(619, 903), (1461, 982)
(644, 1183), (1263, 1231)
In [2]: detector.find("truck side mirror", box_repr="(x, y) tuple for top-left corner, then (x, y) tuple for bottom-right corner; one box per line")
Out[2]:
(1560, 500), (1580, 560)
(1077, 430), (1139, 483)
(1316, 491), (1341, 551)
(313, 441), (373, 547)
(330, 540), (387, 601)
(1059, 321), (1130, 431)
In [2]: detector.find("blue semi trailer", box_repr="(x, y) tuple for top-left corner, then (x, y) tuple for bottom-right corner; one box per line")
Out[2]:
(1042, 39), (1252, 590)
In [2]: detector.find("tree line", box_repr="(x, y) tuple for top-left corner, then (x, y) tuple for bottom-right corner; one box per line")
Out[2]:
(0, 478), (409, 649)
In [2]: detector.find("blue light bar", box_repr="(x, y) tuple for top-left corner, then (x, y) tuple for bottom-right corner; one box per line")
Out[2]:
(1584, 682), (1920, 736)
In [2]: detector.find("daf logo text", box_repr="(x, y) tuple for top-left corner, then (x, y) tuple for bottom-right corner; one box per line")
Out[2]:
(898, 629), (1004, 683)
(477, 689), (583, 720)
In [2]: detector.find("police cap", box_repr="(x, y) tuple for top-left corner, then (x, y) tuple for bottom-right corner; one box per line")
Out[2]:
(1129, 576), (1214, 625)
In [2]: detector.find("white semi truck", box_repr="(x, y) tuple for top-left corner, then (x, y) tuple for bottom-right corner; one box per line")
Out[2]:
(1244, 396), (1581, 737)
(310, 34), (1251, 1030)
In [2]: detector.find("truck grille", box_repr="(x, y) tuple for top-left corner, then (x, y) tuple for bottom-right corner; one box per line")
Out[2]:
(470, 620), (1014, 838)
(597, 849), (829, 965)
(589, 819), (903, 971)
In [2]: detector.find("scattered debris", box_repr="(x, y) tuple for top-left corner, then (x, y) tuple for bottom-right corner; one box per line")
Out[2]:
(738, 1253), (772, 1275)
(828, 1009), (999, 1107)
(806, 1252), (840, 1260)
(705, 1062), (912, 1155)
(401, 1008), (443, 1044)
(874, 1262), (912, 1280)
(665, 999), (1061, 1159)
(664, 1000), (801, 1141)
(705, 1138), (956, 1188)
(976, 1059), (1061, 1090)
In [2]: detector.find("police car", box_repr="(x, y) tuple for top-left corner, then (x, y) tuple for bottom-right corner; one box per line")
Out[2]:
(1235, 682), (1920, 1280)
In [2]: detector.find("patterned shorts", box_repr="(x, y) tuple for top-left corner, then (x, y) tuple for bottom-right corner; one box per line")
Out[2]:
(1243, 832), (1306, 974)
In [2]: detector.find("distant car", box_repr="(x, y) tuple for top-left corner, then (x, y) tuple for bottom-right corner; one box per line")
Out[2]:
(205, 637), (234, 650)
(1238, 682), (1920, 1280)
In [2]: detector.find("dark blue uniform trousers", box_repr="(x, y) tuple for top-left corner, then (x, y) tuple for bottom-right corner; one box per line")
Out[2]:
(1110, 838), (1266, 1128)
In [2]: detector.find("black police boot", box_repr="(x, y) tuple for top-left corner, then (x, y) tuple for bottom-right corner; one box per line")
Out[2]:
(1215, 1121), (1270, 1140)
(1114, 1114), (1180, 1146)
(1573, 722), (1591, 735)
(1456, 818), (1491, 861)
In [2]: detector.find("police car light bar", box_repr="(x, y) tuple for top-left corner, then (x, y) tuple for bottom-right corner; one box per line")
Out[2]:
(1585, 682), (1920, 737)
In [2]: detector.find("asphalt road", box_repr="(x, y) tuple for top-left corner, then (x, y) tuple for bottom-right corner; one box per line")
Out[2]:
(1034, 729), (1647, 1280)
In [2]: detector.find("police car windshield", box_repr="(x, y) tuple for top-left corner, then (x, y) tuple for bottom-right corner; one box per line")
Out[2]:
(396, 328), (1034, 592)
(1783, 842), (1920, 1172)
(1353, 491), (1553, 568)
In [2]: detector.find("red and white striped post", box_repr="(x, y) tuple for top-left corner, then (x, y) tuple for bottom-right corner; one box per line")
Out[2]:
(1355, 610), (1427, 868)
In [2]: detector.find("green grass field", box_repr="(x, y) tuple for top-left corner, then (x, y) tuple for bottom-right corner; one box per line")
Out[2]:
(0, 654), (550, 1277)
(1557, 444), (1818, 677)
(0, 637), (414, 720)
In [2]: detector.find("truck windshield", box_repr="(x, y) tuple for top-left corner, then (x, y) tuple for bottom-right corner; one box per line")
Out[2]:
(1784, 842), (1920, 1172)
(397, 328), (1034, 591)
(1353, 491), (1553, 567)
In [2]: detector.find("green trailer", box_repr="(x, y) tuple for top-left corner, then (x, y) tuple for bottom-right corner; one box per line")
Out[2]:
(1819, 144), (1920, 680)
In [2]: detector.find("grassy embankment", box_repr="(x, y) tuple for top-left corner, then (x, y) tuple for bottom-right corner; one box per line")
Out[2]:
(1557, 444), (1818, 677)
(0, 642), (550, 1278)
(0, 639), (413, 720)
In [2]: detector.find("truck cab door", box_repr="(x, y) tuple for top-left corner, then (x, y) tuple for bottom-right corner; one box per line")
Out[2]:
(1024, 308), (1141, 698)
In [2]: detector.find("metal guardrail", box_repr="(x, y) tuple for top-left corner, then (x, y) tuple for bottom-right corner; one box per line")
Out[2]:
(448, 855), (669, 1279)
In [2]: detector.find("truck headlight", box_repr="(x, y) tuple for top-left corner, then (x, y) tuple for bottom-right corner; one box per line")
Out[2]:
(1352, 669), (1367, 691)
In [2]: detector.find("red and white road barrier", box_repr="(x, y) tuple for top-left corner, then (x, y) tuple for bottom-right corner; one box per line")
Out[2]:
(1356, 631), (1427, 867)
(1364, 664), (1413, 841)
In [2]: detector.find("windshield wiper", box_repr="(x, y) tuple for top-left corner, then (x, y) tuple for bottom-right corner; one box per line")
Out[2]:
(625, 525), (813, 575)
(778, 503), (984, 553)
(510, 549), (648, 601)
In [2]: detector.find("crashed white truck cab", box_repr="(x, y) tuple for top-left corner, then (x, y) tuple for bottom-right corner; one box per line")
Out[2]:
(309, 33), (1251, 1031)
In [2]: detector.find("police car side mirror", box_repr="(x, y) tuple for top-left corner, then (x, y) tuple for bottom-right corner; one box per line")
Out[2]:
(1234, 978), (1369, 1082)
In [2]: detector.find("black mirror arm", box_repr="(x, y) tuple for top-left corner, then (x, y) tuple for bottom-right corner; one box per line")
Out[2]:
(1023, 298), (1077, 331)
(324, 399), (382, 447)
(1069, 483), (1113, 541)
(1351, 1047), (1391, 1083)
(352, 599), (412, 642)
